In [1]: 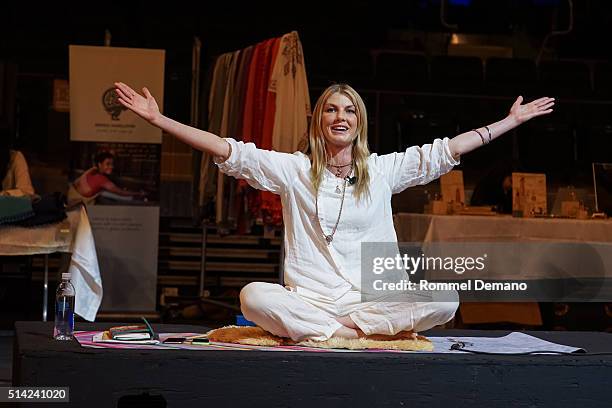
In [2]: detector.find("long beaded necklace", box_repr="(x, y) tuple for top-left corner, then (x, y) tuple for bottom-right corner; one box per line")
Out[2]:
(316, 164), (353, 245)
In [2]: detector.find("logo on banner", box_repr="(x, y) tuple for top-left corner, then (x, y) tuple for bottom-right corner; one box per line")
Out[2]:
(102, 87), (127, 120)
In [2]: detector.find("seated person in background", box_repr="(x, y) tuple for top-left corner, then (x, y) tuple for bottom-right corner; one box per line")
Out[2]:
(0, 132), (35, 197)
(68, 151), (144, 205)
(470, 160), (520, 214)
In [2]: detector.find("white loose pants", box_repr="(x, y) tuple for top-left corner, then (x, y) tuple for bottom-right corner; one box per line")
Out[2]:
(240, 282), (459, 341)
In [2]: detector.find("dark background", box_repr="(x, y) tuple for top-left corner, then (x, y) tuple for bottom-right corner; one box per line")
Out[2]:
(1, 0), (612, 333)
(2, 0), (611, 174)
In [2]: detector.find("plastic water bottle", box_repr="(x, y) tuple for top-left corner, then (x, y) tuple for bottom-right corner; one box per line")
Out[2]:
(53, 273), (75, 340)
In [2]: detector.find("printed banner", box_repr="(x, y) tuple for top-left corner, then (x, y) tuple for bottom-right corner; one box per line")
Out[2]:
(69, 45), (164, 313)
(69, 45), (164, 143)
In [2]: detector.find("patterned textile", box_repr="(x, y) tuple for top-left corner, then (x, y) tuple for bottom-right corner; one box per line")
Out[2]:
(198, 33), (311, 230)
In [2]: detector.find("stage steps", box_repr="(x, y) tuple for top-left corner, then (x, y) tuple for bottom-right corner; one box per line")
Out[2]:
(156, 217), (282, 310)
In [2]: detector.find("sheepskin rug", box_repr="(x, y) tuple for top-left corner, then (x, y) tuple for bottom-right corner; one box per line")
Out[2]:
(206, 325), (433, 351)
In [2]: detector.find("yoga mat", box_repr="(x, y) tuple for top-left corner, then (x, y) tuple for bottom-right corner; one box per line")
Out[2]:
(74, 331), (583, 354)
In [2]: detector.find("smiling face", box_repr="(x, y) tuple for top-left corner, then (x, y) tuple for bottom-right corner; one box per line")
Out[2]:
(321, 92), (359, 149)
(97, 158), (114, 175)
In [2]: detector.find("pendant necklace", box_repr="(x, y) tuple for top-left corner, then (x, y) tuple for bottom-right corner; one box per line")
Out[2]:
(327, 161), (352, 193)
(316, 164), (353, 245)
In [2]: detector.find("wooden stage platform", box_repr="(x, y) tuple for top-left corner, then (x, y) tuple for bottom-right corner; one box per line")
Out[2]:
(12, 322), (612, 408)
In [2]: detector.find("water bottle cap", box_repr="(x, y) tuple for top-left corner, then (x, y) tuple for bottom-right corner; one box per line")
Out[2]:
(61, 273), (72, 281)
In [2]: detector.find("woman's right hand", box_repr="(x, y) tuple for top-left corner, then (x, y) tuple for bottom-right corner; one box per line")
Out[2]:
(114, 82), (161, 125)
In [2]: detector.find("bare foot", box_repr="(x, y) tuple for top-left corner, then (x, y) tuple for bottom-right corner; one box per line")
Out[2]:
(335, 315), (359, 329)
(331, 325), (362, 339)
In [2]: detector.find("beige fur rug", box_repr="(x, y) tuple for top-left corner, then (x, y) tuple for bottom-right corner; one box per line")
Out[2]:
(206, 325), (433, 351)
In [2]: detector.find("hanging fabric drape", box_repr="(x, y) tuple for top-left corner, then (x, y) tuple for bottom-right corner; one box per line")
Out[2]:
(198, 31), (311, 233)
(198, 53), (231, 214)
(270, 31), (311, 154)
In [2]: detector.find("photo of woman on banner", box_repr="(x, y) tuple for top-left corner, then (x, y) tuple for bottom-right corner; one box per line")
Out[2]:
(68, 150), (147, 206)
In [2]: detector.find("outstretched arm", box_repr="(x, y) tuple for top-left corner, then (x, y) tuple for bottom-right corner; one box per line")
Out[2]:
(372, 96), (555, 194)
(448, 96), (555, 159)
(114, 82), (301, 195)
(114, 82), (230, 161)
(101, 179), (144, 198)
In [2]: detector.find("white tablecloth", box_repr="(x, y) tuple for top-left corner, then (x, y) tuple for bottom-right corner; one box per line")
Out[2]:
(394, 213), (612, 243)
(393, 213), (612, 280)
(393, 213), (612, 324)
(0, 206), (102, 321)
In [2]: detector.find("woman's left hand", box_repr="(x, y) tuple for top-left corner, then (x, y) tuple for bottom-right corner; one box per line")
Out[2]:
(509, 96), (555, 125)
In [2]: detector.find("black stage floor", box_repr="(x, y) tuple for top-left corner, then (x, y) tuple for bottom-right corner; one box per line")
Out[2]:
(12, 322), (612, 408)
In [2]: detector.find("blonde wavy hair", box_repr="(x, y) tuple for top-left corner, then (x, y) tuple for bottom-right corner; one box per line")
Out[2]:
(300, 84), (371, 201)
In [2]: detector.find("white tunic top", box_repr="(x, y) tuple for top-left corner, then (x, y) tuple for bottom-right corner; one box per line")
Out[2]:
(215, 137), (459, 301)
